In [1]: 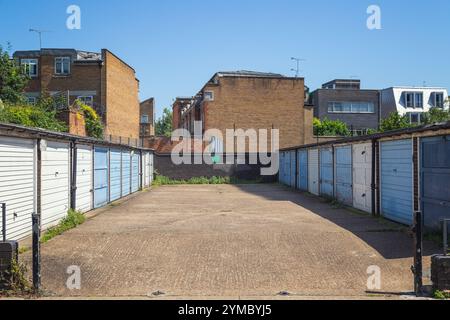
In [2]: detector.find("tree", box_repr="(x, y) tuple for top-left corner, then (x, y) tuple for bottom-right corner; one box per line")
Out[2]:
(0, 45), (29, 104)
(155, 107), (173, 137)
(379, 112), (411, 132)
(313, 117), (350, 136)
(421, 107), (450, 125)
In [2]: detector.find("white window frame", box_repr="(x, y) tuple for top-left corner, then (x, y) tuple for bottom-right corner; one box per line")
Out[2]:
(405, 92), (423, 109)
(204, 91), (214, 102)
(55, 57), (71, 75)
(434, 92), (444, 108)
(327, 101), (375, 114)
(21, 58), (38, 77)
(77, 96), (93, 106)
(141, 115), (149, 124)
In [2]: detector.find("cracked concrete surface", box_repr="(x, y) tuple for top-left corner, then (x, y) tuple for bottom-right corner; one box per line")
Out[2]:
(21, 184), (438, 299)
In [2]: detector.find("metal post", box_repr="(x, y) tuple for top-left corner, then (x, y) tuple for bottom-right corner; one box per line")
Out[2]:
(444, 219), (449, 256)
(1, 203), (6, 242)
(32, 213), (41, 292)
(412, 211), (423, 296)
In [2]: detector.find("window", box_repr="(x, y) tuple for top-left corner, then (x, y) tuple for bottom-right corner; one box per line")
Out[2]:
(204, 91), (214, 101)
(328, 102), (375, 113)
(27, 96), (37, 105)
(407, 112), (424, 124)
(78, 96), (93, 106)
(434, 92), (444, 108)
(405, 92), (423, 108)
(141, 115), (149, 124)
(21, 59), (38, 77)
(55, 57), (71, 75)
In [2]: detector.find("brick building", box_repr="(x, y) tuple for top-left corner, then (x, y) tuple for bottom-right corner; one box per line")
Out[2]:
(309, 79), (381, 135)
(140, 97), (155, 138)
(13, 48), (140, 139)
(172, 71), (314, 152)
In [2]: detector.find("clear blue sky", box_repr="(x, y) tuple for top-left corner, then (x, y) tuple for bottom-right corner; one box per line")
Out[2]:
(1, 0), (449, 118)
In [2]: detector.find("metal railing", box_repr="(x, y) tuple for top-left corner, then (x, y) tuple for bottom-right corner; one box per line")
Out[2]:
(103, 134), (143, 148)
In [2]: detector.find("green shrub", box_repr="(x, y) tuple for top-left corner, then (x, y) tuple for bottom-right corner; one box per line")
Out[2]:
(434, 290), (450, 300)
(379, 112), (411, 132)
(40, 209), (86, 243)
(76, 100), (104, 139)
(314, 117), (350, 136)
(0, 103), (67, 132)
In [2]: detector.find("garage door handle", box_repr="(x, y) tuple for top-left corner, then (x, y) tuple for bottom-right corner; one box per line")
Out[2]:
(362, 193), (366, 197)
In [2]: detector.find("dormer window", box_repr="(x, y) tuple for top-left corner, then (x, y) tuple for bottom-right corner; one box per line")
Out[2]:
(55, 57), (71, 75)
(434, 92), (444, 108)
(405, 92), (423, 108)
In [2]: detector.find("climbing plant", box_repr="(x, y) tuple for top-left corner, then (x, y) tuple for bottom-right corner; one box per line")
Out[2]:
(76, 100), (104, 139)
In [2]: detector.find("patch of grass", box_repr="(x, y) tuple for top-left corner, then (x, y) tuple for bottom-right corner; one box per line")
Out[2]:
(433, 290), (450, 300)
(152, 175), (262, 187)
(18, 247), (30, 254)
(40, 209), (86, 244)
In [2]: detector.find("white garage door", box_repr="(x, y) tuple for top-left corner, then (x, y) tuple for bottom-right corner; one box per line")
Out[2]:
(41, 141), (70, 229)
(353, 143), (372, 213)
(308, 149), (320, 196)
(0, 136), (36, 241)
(76, 145), (93, 213)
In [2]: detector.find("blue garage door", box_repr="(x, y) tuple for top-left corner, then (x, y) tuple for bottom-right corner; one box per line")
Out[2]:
(381, 139), (413, 225)
(421, 136), (450, 229)
(320, 148), (334, 197)
(298, 150), (308, 191)
(94, 148), (109, 208)
(131, 152), (140, 193)
(110, 149), (122, 201)
(122, 151), (131, 197)
(290, 151), (296, 188)
(279, 152), (285, 184)
(335, 146), (353, 205)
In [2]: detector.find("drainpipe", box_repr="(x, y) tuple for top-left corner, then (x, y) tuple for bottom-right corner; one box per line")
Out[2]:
(371, 139), (377, 216)
(70, 141), (77, 210)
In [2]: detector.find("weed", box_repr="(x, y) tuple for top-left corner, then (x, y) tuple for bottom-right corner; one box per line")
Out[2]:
(433, 290), (450, 300)
(40, 209), (86, 243)
(18, 247), (30, 254)
(0, 259), (33, 296)
(152, 175), (262, 187)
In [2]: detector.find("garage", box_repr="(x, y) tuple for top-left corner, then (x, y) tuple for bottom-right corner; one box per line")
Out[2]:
(297, 149), (308, 191)
(131, 152), (140, 193)
(94, 147), (109, 208)
(421, 135), (450, 229)
(110, 149), (122, 202)
(320, 148), (334, 198)
(0, 136), (36, 241)
(75, 144), (93, 213)
(41, 141), (70, 229)
(380, 139), (413, 225)
(308, 149), (319, 196)
(353, 143), (372, 213)
(335, 145), (353, 205)
(289, 150), (296, 188)
(122, 151), (131, 197)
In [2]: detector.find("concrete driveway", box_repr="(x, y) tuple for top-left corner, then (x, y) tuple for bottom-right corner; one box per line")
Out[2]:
(22, 184), (437, 298)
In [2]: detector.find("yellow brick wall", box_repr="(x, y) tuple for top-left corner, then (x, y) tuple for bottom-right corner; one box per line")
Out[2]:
(203, 77), (313, 152)
(102, 50), (140, 139)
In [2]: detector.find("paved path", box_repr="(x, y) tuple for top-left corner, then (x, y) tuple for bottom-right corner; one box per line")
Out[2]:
(22, 184), (438, 298)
